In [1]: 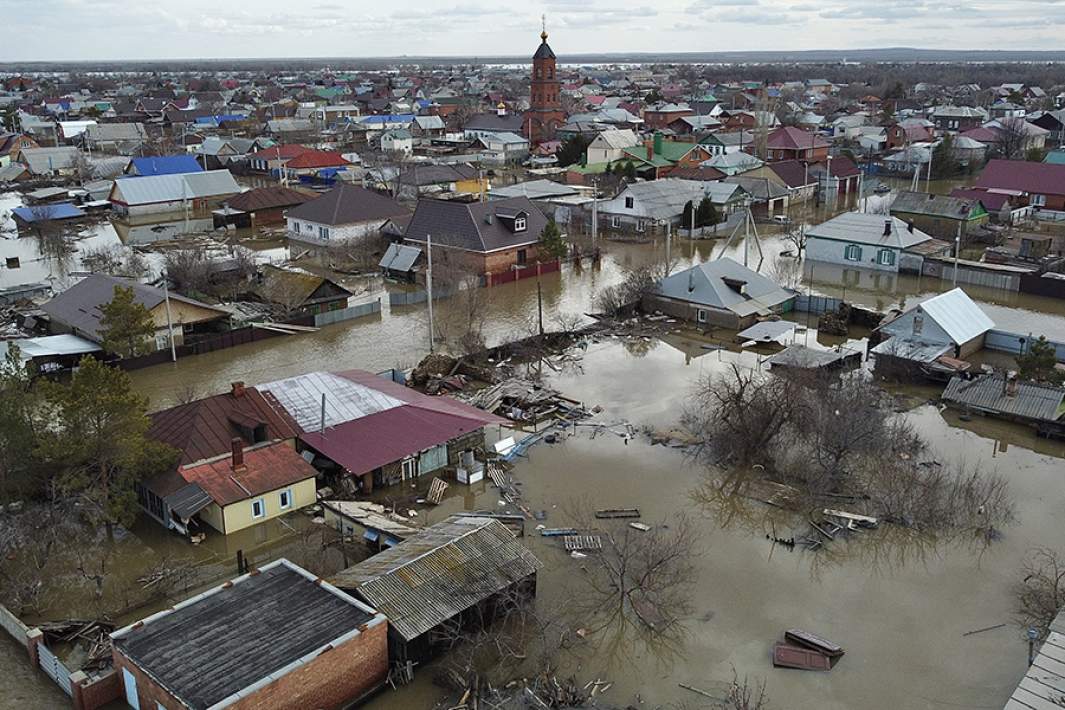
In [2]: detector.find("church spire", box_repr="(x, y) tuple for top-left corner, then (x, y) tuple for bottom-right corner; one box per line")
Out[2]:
(541, 14), (548, 41)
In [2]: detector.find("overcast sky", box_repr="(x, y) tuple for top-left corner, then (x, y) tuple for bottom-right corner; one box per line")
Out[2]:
(3, 0), (1064, 62)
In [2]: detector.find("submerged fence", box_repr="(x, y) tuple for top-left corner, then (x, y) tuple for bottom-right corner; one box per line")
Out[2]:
(313, 299), (381, 326)
(985, 329), (1065, 362)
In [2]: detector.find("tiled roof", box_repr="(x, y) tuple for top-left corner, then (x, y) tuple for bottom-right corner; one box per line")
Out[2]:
(404, 196), (548, 253)
(282, 150), (351, 169)
(767, 126), (828, 151)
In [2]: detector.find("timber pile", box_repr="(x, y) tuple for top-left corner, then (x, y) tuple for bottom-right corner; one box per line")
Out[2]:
(462, 380), (590, 424)
(443, 672), (596, 709)
(39, 619), (116, 672)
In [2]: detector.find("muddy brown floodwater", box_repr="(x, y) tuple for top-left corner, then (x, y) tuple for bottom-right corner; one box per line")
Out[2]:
(365, 338), (1065, 710)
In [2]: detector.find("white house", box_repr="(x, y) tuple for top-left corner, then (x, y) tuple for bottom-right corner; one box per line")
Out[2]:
(284, 183), (409, 247)
(381, 129), (413, 156)
(874, 287), (994, 359)
(596, 179), (747, 236)
(585, 129), (640, 165)
(805, 212), (948, 273)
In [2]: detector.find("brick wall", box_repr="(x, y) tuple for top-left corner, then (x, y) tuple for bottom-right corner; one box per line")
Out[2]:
(114, 621), (388, 710)
(73, 669), (122, 710)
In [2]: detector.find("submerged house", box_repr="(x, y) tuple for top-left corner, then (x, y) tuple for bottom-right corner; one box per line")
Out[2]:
(258, 370), (504, 493)
(943, 373), (1065, 439)
(888, 191), (990, 240)
(331, 515), (541, 664)
(642, 257), (796, 329)
(142, 381), (314, 537)
(284, 183), (409, 248)
(112, 559), (388, 710)
(251, 264), (353, 317)
(870, 288), (994, 377)
(108, 169), (241, 217)
(805, 213), (950, 274)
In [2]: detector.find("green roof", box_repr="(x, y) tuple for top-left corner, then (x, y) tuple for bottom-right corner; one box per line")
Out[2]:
(621, 141), (702, 167)
(1044, 149), (1065, 166)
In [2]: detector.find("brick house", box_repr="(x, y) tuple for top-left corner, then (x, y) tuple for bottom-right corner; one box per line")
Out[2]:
(643, 102), (694, 131)
(111, 559), (389, 710)
(765, 126), (829, 162)
(404, 196), (552, 276)
(973, 159), (1065, 211)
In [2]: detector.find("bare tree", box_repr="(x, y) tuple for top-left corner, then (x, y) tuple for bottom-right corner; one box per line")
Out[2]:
(1016, 548), (1065, 639)
(994, 118), (1031, 161)
(81, 244), (147, 278)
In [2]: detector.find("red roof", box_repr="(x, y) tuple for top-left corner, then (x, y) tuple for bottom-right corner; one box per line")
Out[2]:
(768, 160), (816, 188)
(960, 127), (1000, 143)
(179, 442), (316, 506)
(247, 144), (313, 161)
(951, 187), (1011, 211)
(974, 159), (1065, 196)
(294, 370), (505, 478)
(283, 150), (351, 169)
(766, 126), (828, 151)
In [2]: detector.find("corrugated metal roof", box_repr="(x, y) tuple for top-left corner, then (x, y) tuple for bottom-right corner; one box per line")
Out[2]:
(379, 243), (421, 272)
(943, 374), (1065, 422)
(911, 288), (994, 344)
(807, 212), (932, 250)
(871, 336), (951, 363)
(654, 257), (794, 314)
(331, 516), (541, 642)
(258, 371), (404, 431)
(110, 169), (240, 206)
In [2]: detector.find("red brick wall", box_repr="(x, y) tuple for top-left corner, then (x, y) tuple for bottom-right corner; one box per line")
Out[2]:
(75, 669), (122, 710)
(113, 621), (388, 710)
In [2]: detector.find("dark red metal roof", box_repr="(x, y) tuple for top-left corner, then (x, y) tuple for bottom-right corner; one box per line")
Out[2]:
(179, 442), (317, 506)
(766, 126), (828, 151)
(975, 158), (1065, 196)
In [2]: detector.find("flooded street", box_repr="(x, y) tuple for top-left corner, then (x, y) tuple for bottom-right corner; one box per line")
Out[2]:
(368, 338), (1065, 710)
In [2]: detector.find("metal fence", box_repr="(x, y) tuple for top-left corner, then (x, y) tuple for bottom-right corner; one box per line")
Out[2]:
(313, 299), (381, 327)
(38, 643), (73, 696)
(388, 288), (457, 307)
(794, 294), (844, 315)
(0, 603), (28, 648)
(985, 329), (1065, 362)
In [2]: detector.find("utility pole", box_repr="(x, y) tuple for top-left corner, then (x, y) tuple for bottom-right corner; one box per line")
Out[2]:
(426, 233), (435, 353)
(953, 221), (961, 286)
(591, 177), (598, 254)
(162, 270), (177, 363)
(665, 221), (671, 276)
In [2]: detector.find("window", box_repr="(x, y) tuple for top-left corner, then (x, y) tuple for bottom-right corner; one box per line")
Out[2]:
(611, 215), (621, 228)
(5, 257), (18, 269)
(154, 334), (169, 351)
(844, 243), (862, 261)
(513, 216), (526, 232)
(516, 249), (528, 265)
(548, 68), (554, 79)
(304, 222), (313, 233)
(877, 249), (896, 266)
(318, 226), (330, 241)
(1032, 194), (1047, 207)
(636, 220), (646, 233)
(279, 489), (292, 510)
(624, 196), (634, 209)
(697, 309), (708, 323)
(251, 498), (265, 518)
(536, 68), (542, 79)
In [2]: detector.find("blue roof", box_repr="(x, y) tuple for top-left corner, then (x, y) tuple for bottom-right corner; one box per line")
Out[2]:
(130, 155), (204, 177)
(194, 114), (247, 125)
(12, 202), (85, 223)
(360, 114), (415, 124)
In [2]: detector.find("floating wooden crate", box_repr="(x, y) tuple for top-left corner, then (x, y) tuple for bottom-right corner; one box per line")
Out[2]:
(564, 535), (602, 551)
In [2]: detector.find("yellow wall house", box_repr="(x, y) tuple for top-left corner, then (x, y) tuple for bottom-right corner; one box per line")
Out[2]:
(179, 440), (318, 535)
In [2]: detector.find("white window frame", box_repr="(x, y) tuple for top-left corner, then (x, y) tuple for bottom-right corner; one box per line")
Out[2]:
(635, 220), (646, 233)
(1032, 194), (1047, 207)
(611, 215), (621, 228)
(877, 249), (896, 266)
(624, 196), (634, 209)
(513, 216), (526, 232)
(913, 314), (924, 335)
(279, 489), (292, 510)
(844, 243), (862, 262)
(401, 457), (417, 481)
(251, 498), (265, 519)
(697, 309), (708, 324)
(318, 226), (330, 240)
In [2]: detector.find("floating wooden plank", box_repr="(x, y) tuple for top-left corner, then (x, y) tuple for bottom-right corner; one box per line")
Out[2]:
(822, 509), (879, 528)
(772, 643), (832, 671)
(629, 522), (651, 532)
(426, 477), (449, 505)
(541, 527), (578, 537)
(564, 535), (602, 551)
(785, 629), (845, 658)
(595, 508), (641, 519)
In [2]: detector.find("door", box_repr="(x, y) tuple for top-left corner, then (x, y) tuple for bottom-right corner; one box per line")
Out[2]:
(123, 667), (140, 709)
(401, 458), (417, 481)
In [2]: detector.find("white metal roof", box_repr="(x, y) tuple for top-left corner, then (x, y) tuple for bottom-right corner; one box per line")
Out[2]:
(807, 212), (932, 250)
(654, 257), (794, 314)
(8, 334), (101, 362)
(909, 288), (995, 344)
(110, 170), (240, 206)
(258, 371), (403, 431)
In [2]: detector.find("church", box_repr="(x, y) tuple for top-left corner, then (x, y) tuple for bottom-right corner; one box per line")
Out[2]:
(523, 27), (565, 145)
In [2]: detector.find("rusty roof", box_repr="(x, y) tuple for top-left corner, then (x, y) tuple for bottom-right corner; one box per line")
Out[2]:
(179, 441), (316, 506)
(225, 185), (317, 213)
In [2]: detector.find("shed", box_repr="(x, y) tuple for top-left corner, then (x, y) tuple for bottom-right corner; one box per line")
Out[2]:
(378, 243), (423, 282)
(330, 516), (541, 663)
(943, 373), (1065, 438)
(111, 559), (388, 710)
(877, 288), (994, 358)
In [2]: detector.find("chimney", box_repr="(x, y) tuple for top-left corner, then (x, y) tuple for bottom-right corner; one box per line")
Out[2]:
(907, 222), (914, 233)
(231, 437), (246, 472)
(653, 131), (663, 156)
(231, 381), (245, 398)
(484, 212), (494, 225)
(883, 219), (893, 237)
(1005, 371), (1019, 398)
(646, 140), (654, 161)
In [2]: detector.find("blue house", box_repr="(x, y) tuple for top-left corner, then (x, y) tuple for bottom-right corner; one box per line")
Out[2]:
(125, 155), (204, 177)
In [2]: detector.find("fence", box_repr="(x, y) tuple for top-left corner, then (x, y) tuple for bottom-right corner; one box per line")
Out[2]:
(0, 603), (28, 648)
(486, 260), (560, 287)
(313, 299), (381, 327)
(794, 294), (844, 315)
(922, 259), (1022, 292)
(985, 329), (1065, 362)
(38, 643), (73, 696)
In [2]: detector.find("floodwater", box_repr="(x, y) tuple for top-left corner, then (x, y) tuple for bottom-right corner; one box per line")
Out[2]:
(369, 337), (1065, 710)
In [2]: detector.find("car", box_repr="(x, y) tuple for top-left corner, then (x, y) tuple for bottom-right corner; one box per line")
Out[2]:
(771, 215), (791, 225)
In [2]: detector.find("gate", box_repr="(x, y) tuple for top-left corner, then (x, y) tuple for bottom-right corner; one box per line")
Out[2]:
(38, 643), (73, 696)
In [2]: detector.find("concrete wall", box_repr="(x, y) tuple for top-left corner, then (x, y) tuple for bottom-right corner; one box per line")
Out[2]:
(286, 218), (382, 245)
(221, 476), (316, 535)
(642, 293), (744, 329)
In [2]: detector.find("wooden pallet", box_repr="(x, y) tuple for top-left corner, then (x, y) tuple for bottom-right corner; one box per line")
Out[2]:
(564, 535), (603, 551)
(427, 477), (449, 505)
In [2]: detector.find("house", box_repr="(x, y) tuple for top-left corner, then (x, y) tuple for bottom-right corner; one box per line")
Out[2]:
(765, 160), (819, 203)
(596, 179), (747, 237)
(668, 115), (723, 136)
(642, 102), (694, 130)
(108, 170), (241, 217)
(266, 117), (316, 140)
(764, 127), (829, 162)
(124, 155), (204, 177)
(112, 559), (388, 710)
(81, 123), (147, 154)
(889, 191), (990, 239)
(394, 164), (485, 200)
(11, 202), (86, 229)
(257, 370), (504, 493)
(805, 213), (950, 273)
(949, 187), (1031, 224)
(873, 287), (994, 361)
(379, 243), (423, 282)
(700, 130), (755, 156)
(1030, 110), (1065, 142)
(942, 373), (1065, 438)
(702, 150), (763, 176)
(642, 256), (796, 329)
(472, 131), (530, 164)
(620, 134), (713, 178)
(887, 120), (935, 149)
(807, 156), (862, 198)
(252, 264), (353, 317)
(722, 176), (790, 217)
(41, 273), (230, 352)
(285, 183), (409, 247)
(972, 159), (1065, 211)
(247, 144), (314, 174)
(0, 133), (38, 167)
(380, 128), (413, 155)
(278, 149), (352, 180)
(219, 185), (317, 228)
(412, 114), (446, 139)
(931, 105), (987, 132)
(585, 128), (640, 164)
(16, 146), (81, 177)
(404, 196), (551, 276)
(331, 515), (541, 663)
(141, 381), (300, 534)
